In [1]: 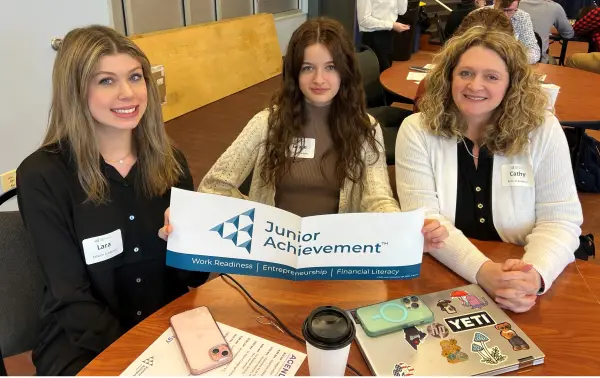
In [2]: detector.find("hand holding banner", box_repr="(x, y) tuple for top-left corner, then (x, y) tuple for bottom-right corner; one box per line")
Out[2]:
(166, 188), (425, 281)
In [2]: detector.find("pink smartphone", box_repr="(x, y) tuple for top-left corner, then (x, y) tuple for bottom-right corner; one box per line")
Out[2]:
(170, 306), (233, 375)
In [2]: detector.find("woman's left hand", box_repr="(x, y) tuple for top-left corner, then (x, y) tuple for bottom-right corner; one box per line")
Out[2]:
(422, 219), (449, 252)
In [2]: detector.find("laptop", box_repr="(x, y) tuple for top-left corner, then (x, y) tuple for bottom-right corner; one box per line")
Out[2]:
(348, 284), (544, 376)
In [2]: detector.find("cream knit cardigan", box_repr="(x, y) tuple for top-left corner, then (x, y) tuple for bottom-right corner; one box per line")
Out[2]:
(395, 112), (583, 293)
(198, 110), (400, 213)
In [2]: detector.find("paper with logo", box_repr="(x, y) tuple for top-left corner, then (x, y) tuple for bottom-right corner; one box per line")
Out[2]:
(166, 188), (425, 280)
(120, 322), (306, 376)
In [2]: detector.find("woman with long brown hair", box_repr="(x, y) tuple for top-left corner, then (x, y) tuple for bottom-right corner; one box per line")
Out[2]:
(160, 17), (448, 251)
(16, 25), (208, 375)
(396, 27), (582, 313)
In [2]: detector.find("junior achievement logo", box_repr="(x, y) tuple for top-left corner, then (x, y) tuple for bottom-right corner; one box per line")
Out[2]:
(210, 209), (255, 253)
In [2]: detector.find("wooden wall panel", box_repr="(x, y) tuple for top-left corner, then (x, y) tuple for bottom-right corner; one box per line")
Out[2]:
(130, 13), (282, 121)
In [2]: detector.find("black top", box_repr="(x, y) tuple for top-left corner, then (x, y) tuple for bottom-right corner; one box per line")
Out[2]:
(16, 143), (208, 360)
(454, 137), (501, 241)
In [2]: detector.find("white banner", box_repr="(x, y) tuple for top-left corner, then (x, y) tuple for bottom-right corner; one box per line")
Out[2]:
(166, 188), (425, 280)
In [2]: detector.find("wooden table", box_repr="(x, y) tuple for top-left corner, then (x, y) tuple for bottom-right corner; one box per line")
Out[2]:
(380, 52), (600, 123)
(79, 241), (600, 376)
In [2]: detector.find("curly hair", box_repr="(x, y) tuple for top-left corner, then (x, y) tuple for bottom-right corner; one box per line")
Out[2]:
(260, 17), (378, 187)
(419, 27), (547, 156)
(454, 7), (514, 36)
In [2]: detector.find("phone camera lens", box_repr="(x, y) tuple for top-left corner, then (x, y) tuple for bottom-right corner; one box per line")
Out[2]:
(212, 348), (220, 354)
(411, 296), (419, 302)
(403, 297), (411, 304)
(411, 302), (419, 309)
(222, 350), (229, 356)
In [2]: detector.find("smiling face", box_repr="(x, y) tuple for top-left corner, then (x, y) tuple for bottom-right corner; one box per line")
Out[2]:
(298, 43), (341, 105)
(451, 45), (510, 124)
(87, 53), (148, 131)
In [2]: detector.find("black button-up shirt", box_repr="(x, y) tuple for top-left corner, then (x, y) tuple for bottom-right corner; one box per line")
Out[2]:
(455, 138), (502, 241)
(16, 143), (208, 359)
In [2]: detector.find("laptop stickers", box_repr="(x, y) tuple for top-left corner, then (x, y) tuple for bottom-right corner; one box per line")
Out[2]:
(350, 284), (544, 376)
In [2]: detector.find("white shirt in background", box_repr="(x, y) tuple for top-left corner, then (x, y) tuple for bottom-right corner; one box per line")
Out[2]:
(357, 0), (409, 32)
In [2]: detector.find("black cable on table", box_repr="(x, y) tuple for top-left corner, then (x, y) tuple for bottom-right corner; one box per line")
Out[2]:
(220, 274), (363, 376)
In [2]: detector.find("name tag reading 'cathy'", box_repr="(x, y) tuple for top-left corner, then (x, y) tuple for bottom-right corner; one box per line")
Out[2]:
(288, 138), (315, 159)
(82, 229), (124, 265)
(501, 164), (534, 187)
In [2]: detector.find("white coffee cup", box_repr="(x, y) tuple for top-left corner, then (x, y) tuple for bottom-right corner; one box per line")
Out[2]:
(302, 306), (356, 376)
(541, 83), (560, 110)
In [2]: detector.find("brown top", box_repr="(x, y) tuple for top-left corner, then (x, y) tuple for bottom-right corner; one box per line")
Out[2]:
(275, 102), (340, 216)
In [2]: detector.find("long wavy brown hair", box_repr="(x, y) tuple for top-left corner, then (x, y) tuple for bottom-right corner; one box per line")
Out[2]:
(419, 27), (547, 156)
(261, 17), (378, 187)
(43, 25), (183, 203)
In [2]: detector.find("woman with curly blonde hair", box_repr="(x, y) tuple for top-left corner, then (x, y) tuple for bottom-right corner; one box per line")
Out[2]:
(395, 27), (582, 313)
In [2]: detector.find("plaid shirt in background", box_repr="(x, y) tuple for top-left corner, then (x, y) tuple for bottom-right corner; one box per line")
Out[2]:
(573, 7), (600, 51)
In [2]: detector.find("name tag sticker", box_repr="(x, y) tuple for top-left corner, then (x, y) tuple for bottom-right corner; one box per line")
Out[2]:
(288, 138), (315, 159)
(82, 229), (124, 265)
(501, 164), (534, 187)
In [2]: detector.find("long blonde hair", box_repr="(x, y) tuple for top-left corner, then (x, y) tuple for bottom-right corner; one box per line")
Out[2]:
(43, 25), (183, 203)
(419, 27), (547, 155)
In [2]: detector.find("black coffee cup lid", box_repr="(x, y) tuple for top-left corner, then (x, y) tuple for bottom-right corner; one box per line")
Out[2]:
(302, 306), (355, 350)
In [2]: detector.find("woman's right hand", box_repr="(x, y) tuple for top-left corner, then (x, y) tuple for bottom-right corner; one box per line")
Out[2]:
(158, 207), (172, 241)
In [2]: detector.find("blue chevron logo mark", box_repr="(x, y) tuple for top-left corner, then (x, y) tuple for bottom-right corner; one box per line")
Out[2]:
(210, 209), (255, 253)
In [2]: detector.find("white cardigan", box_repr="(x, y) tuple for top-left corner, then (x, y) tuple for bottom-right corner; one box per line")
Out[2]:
(395, 113), (583, 293)
(199, 110), (400, 213)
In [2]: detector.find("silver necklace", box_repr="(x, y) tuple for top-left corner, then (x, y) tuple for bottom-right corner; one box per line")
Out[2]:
(461, 137), (479, 159)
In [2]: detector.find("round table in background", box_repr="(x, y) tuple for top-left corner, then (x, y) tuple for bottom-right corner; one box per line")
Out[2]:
(78, 240), (600, 376)
(380, 52), (600, 123)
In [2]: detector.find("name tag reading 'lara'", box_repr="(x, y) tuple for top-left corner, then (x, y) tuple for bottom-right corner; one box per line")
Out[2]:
(501, 164), (534, 187)
(82, 229), (124, 265)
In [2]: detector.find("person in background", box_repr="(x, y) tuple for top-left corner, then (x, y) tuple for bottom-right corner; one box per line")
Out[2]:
(554, 0), (597, 19)
(492, 0), (541, 63)
(566, 5), (600, 73)
(16, 25), (208, 375)
(519, 0), (574, 63)
(414, 8), (514, 112)
(160, 17), (449, 253)
(444, 0), (487, 40)
(396, 27), (582, 313)
(357, 0), (410, 72)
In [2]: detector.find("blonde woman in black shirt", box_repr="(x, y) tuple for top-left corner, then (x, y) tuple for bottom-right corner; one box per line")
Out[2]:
(16, 25), (208, 375)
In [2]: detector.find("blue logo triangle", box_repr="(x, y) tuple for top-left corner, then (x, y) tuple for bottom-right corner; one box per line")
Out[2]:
(239, 224), (253, 237)
(209, 223), (224, 237)
(223, 231), (236, 241)
(238, 239), (252, 253)
(225, 215), (238, 226)
(241, 209), (255, 222)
